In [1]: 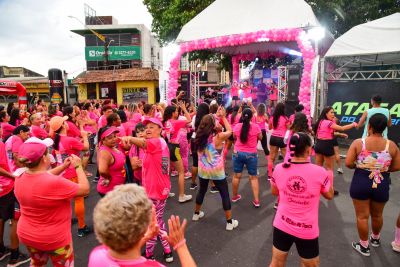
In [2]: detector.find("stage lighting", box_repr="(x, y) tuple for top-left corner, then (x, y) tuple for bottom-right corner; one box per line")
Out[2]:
(307, 27), (325, 41)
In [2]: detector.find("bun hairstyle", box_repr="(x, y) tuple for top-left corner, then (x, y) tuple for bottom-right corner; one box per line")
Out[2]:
(283, 132), (312, 168)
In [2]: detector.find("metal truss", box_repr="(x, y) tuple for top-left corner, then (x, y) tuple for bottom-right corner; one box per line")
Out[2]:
(278, 66), (288, 101)
(328, 69), (400, 81)
(190, 71), (200, 107)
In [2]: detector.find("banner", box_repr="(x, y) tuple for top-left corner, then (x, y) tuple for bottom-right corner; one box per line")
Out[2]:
(85, 46), (141, 61)
(327, 81), (400, 143)
(122, 87), (148, 103)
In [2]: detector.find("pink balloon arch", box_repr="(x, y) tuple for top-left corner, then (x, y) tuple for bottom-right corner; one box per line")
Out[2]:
(167, 28), (315, 116)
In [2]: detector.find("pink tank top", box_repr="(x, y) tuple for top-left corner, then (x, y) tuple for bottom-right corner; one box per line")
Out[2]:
(97, 146), (126, 194)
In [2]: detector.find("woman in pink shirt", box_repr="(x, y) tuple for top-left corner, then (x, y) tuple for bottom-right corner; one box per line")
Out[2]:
(270, 132), (333, 266)
(231, 108), (262, 207)
(269, 82), (278, 109)
(268, 103), (289, 177)
(242, 80), (253, 103)
(14, 139), (89, 267)
(129, 123), (146, 184)
(313, 107), (356, 194)
(223, 105), (241, 162)
(230, 81), (240, 106)
(62, 106), (81, 139)
(29, 113), (48, 139)
(0, 111), (16, 142)
(255, 103), (270, 162)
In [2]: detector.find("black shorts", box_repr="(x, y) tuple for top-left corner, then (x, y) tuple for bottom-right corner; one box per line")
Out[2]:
(270, 136), (285, 148)
(0, 191), (16, 221)
(273, 227), (319, 259)
(350, 168), (390, 203)
(314, 139), (335, 157)
(261, 130), (270, 155)
(232, 96), (239, 100)
(333, 137), (338, 147)
(168, 143), (182, 162)
(191, 139), (198, 168)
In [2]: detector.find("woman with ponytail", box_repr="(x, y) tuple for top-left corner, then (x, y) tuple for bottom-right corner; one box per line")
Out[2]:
(193, 107), (238, 230)
(269, 132), (334, 267)
(49, 116), (91, 237)
(231, 106), (262, 207)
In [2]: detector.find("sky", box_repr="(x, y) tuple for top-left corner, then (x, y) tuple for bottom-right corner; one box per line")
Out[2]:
(0, 0), (153, 78)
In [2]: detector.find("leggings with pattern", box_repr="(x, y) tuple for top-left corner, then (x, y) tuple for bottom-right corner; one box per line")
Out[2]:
(179, 135), (189, 172)
(145, 199), (171, 256)
(26, 243), (74, 267)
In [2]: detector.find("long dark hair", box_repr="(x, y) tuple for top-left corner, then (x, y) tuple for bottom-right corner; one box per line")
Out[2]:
(283, 132), (312, 168)
(106, 113), (120, 126)
(9, 108), (20, 126)
(240, 108), (253, 143)
(195, 103), (210, 130)
(272, 102), (285, 129)
(230, 105), (240, 124)
(313, 106), (332, 134)
(163, 106), (176, 125)
(63, 106), (74, 122)
(53, 126), (64, 151)
(291, 113), (310, 133)
(195, 115), (215, 151)
(116, 110), (127, 123)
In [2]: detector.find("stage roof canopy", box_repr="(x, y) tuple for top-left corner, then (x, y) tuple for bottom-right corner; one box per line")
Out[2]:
(175, 0), (333, 55)
(325, 13), (400, 66)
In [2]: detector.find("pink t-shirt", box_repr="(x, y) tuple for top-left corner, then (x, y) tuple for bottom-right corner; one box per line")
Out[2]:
(233, 123), (261, 153)
(98, 115), (107, 129)
(271, 162), (331, 239)
(89, 246), (165, 267)
(59, 136), (84, 179)
(31, 125), (48, 139)
(0, 142), (13, 197)
(228, 114), (241, 129)
(270, 116), (289, 137)
(1, 122), (16, 141)
(97, 146), (126, 195)
(166, 119), (188, 143)
(142, 138), (170, 200)
(122, 121), (135, 136)
(9, 135), (24, 172)
(269, 86), (278, 101)
(130, 112), (142, 124)
(14, 172), (79, 250)
(316, 119), (336, 140)
(231, 86), (239, 97)
(242, 87), (252, 98)
(129, 145), (145, 181)
(255, 115), (267, 130)
(66, 121), (81, 139)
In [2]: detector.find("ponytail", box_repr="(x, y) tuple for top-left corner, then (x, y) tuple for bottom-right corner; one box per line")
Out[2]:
(53, 127), (63, 150)
(282, 132), (312, 168)
(240, 108), (253, 143)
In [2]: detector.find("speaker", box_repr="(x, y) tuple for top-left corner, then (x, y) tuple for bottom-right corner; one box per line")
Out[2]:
(179, 72), (190, 102)
(217, 92), (225, 106)
(287, 66), (301, 101)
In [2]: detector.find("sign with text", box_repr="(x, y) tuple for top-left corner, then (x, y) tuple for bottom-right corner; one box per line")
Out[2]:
(122, 87), (148, 103)
(327, 81), (400, 143)
(85, 46), (141, 61)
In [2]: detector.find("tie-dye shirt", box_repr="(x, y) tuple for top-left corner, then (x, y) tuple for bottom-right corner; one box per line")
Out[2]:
(198, 136), (225, 180)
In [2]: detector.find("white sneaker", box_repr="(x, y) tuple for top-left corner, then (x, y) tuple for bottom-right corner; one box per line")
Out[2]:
(337, 168), (344, 174)
(168, 192), (175, 198)
(392, 241), (400, 253)
(178, 194), (192, 203)
(192, 211), (205, 221)
(226, 219), (239, 231)
(184, 172), (192, 179)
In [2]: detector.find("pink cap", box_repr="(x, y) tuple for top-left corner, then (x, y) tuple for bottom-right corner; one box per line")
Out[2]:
(143, 117), (163, 128)
(18, 137), (54, 163)
(100, 126), (120, 140)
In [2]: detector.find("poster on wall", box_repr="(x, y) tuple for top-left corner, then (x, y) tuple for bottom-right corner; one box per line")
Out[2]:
(101, 88), (109, 98)
(327, 80), (400, 143)
(122, 87), (148, 103)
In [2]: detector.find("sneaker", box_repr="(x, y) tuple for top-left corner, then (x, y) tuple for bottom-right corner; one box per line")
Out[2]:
(163, 252), (173, 263)
(178, 194), (192, 203)
(168, 192), (175, 198)
(391, 241), (400, 252)
(7, 253), (30, 267)
(231, 195), (241, 203)
(337, 167), (344, 174)
(369, 236), (381, 247)
(0, 247), (10, 261)
(184, 172), (192, 179)
(77, 225), (92, 237)
(190, 183), (197, 190)
(334, 190), (339, 196)
(226, 219), (239, 231)
(145, 254), (155, 260)
(192, 211), (205, 221)
(253, 200), (260, 208)
(210, 186), (219, 193)
(171, 171), (178, 177)
(352, 242), (370, 257)
(273, 202), (278, 210)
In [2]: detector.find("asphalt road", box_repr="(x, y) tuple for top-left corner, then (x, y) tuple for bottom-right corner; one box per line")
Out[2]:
(1, 149), (400, 267)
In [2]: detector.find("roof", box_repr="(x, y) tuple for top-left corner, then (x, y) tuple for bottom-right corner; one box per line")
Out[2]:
(6, 77), (49, 83)
(72, 68), (159, 84)
(325, 13), (400, 66)
(71, 24), (146, 36)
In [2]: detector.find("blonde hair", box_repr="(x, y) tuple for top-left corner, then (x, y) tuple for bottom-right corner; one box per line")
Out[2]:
(93, 184), (152, 252)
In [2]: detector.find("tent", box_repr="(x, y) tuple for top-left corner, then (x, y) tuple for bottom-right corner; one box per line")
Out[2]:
(325, 13), (400, 66)
(168, 0), (334, 116)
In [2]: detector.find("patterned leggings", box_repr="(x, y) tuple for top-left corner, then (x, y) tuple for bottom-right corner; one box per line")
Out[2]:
(26, 243), (74, 267)
(145, 199), (171, 257)
(179, 136), (189, 172)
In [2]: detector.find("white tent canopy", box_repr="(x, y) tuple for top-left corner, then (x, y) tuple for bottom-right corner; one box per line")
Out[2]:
(325, 13), (400, 66)
(175, 0), (332, 55)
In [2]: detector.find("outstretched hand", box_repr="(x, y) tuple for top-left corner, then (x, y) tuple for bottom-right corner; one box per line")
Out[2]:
(139, 207), (160, 247)
(163, 215), (187, 248)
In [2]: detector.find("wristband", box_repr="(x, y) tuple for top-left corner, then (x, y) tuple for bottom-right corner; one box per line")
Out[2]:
(173, 238), (186, 250)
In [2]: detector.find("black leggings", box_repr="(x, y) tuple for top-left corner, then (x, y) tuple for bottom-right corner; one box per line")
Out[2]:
(196, 177), (231, 211)
(261, 129), (270, 155)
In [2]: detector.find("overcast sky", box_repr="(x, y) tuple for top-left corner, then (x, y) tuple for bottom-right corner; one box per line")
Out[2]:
(0, 0), (153, 78)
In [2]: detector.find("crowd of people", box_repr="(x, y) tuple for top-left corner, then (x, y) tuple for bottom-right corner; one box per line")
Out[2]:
(0, 92), (398, 266)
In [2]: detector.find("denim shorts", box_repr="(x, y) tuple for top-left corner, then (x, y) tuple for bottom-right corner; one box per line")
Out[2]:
(232, 151), (258, 176)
